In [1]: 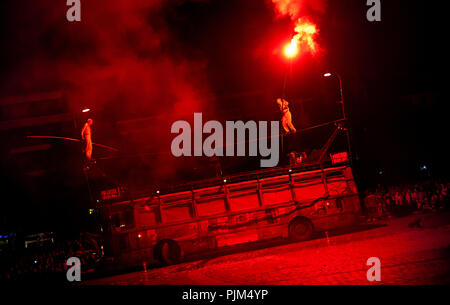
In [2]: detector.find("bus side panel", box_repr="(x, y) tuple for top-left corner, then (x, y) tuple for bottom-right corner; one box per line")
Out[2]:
(162, 205), (192, 223)
(308, 195), (362, 232)
(343, 195), (362, 220)
(195, 209), (284, 249)
(196, 199), (227, 217)
(292, 183), (325, 202)
(152, 222), (200, 255)
(135, 207), (159, 227)
(228, 193), (260, 211)
(156, 222), (198, 242)
(326, 180), (350, 196)
(108, 231), (150, 267)
(262, 188), (292, 206)
(260, 176), (292, 206)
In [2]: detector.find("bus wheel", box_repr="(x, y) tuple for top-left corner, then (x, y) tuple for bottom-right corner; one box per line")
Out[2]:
(155, 240), (181, 266)
(289, 217), (313, 241)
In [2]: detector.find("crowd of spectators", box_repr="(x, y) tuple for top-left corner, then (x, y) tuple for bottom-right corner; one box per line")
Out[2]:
(363, 179), (449, 221)
(0, 234), (101, 282)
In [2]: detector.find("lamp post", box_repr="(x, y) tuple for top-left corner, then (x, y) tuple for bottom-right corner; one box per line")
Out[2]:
(324, 72), (353, 162)
(324, 72), (345, 120)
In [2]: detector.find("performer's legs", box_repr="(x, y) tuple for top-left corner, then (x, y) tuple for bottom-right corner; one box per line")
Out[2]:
(286, 112), (296, 132)
(281, 116), (290, 133)
(85, 136), (93, 160)
(283, 112), (296, 133)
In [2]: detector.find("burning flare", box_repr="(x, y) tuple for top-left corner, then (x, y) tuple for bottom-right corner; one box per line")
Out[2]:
(284, 40), (298, 58)
(272, 0), (321, 58)
(284, 18), (318, 58)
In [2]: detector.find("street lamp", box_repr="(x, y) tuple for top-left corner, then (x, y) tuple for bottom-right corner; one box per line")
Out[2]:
(323, 72), (345, 120)
(324, 72), (352, 161)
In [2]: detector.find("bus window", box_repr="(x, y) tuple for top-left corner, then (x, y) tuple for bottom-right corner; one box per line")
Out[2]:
(196, 199), (226, 217)
(136, 206), (159, 227)
(228, 194), (259, 211)
(162, 205), (192, 223)
(292, 179), (325, 202)
(261, 177), (291, 206)
(228, 183), (260, 211)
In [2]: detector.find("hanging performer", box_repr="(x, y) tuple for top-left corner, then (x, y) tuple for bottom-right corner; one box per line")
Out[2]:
(276, 98), (296, 134)
(81, 118), (94, 160)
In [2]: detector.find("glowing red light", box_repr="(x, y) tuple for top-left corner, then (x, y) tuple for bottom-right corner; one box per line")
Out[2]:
(283, 18), (318, 59)
(324, 73), (332, 77)
(137, 234), (142, 239)
(283, 42), (298, 59)
(82, 108), (90, 113)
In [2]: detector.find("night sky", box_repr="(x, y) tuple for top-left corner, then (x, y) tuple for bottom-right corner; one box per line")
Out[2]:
(0, 0), (447, 234)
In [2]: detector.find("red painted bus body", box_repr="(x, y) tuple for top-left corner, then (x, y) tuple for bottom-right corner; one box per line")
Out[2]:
(99, 163), (361, 267)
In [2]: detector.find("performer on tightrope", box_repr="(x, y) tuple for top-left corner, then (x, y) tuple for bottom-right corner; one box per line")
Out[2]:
(276, 98), (296, 134)
(81, 118), (93, 160)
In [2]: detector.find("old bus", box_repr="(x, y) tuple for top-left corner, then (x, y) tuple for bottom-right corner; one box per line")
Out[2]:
(98, 162), (361, 267)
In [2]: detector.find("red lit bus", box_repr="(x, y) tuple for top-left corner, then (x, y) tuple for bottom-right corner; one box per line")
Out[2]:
(97, 161), (361, 267)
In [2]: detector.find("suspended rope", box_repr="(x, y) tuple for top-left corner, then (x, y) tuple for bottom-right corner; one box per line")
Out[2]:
(26, 135), (119, 152)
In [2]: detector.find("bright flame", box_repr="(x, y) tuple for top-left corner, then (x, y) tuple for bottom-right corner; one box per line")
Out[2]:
(283, 41), (298, 58)
(272, 1), (321, 58)
(288, 18), (318, 57)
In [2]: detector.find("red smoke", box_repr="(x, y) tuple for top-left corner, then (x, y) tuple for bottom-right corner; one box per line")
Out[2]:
(271, 0), (327, 57)
(2, 0), (213, 118)
(1, 0), (215, 185)
(271, 0), (327, 19)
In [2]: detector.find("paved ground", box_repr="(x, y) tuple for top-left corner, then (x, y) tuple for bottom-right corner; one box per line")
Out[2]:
(86, 211), (450, 285)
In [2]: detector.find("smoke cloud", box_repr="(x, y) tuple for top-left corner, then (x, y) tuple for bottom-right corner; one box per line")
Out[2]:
(1, 0), (216, 186)
(271, 0), (327, 21)
(2, 0), (213, 117)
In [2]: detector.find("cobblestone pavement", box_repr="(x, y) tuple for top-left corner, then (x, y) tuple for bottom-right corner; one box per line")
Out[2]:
(86, 212), (450, 285)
